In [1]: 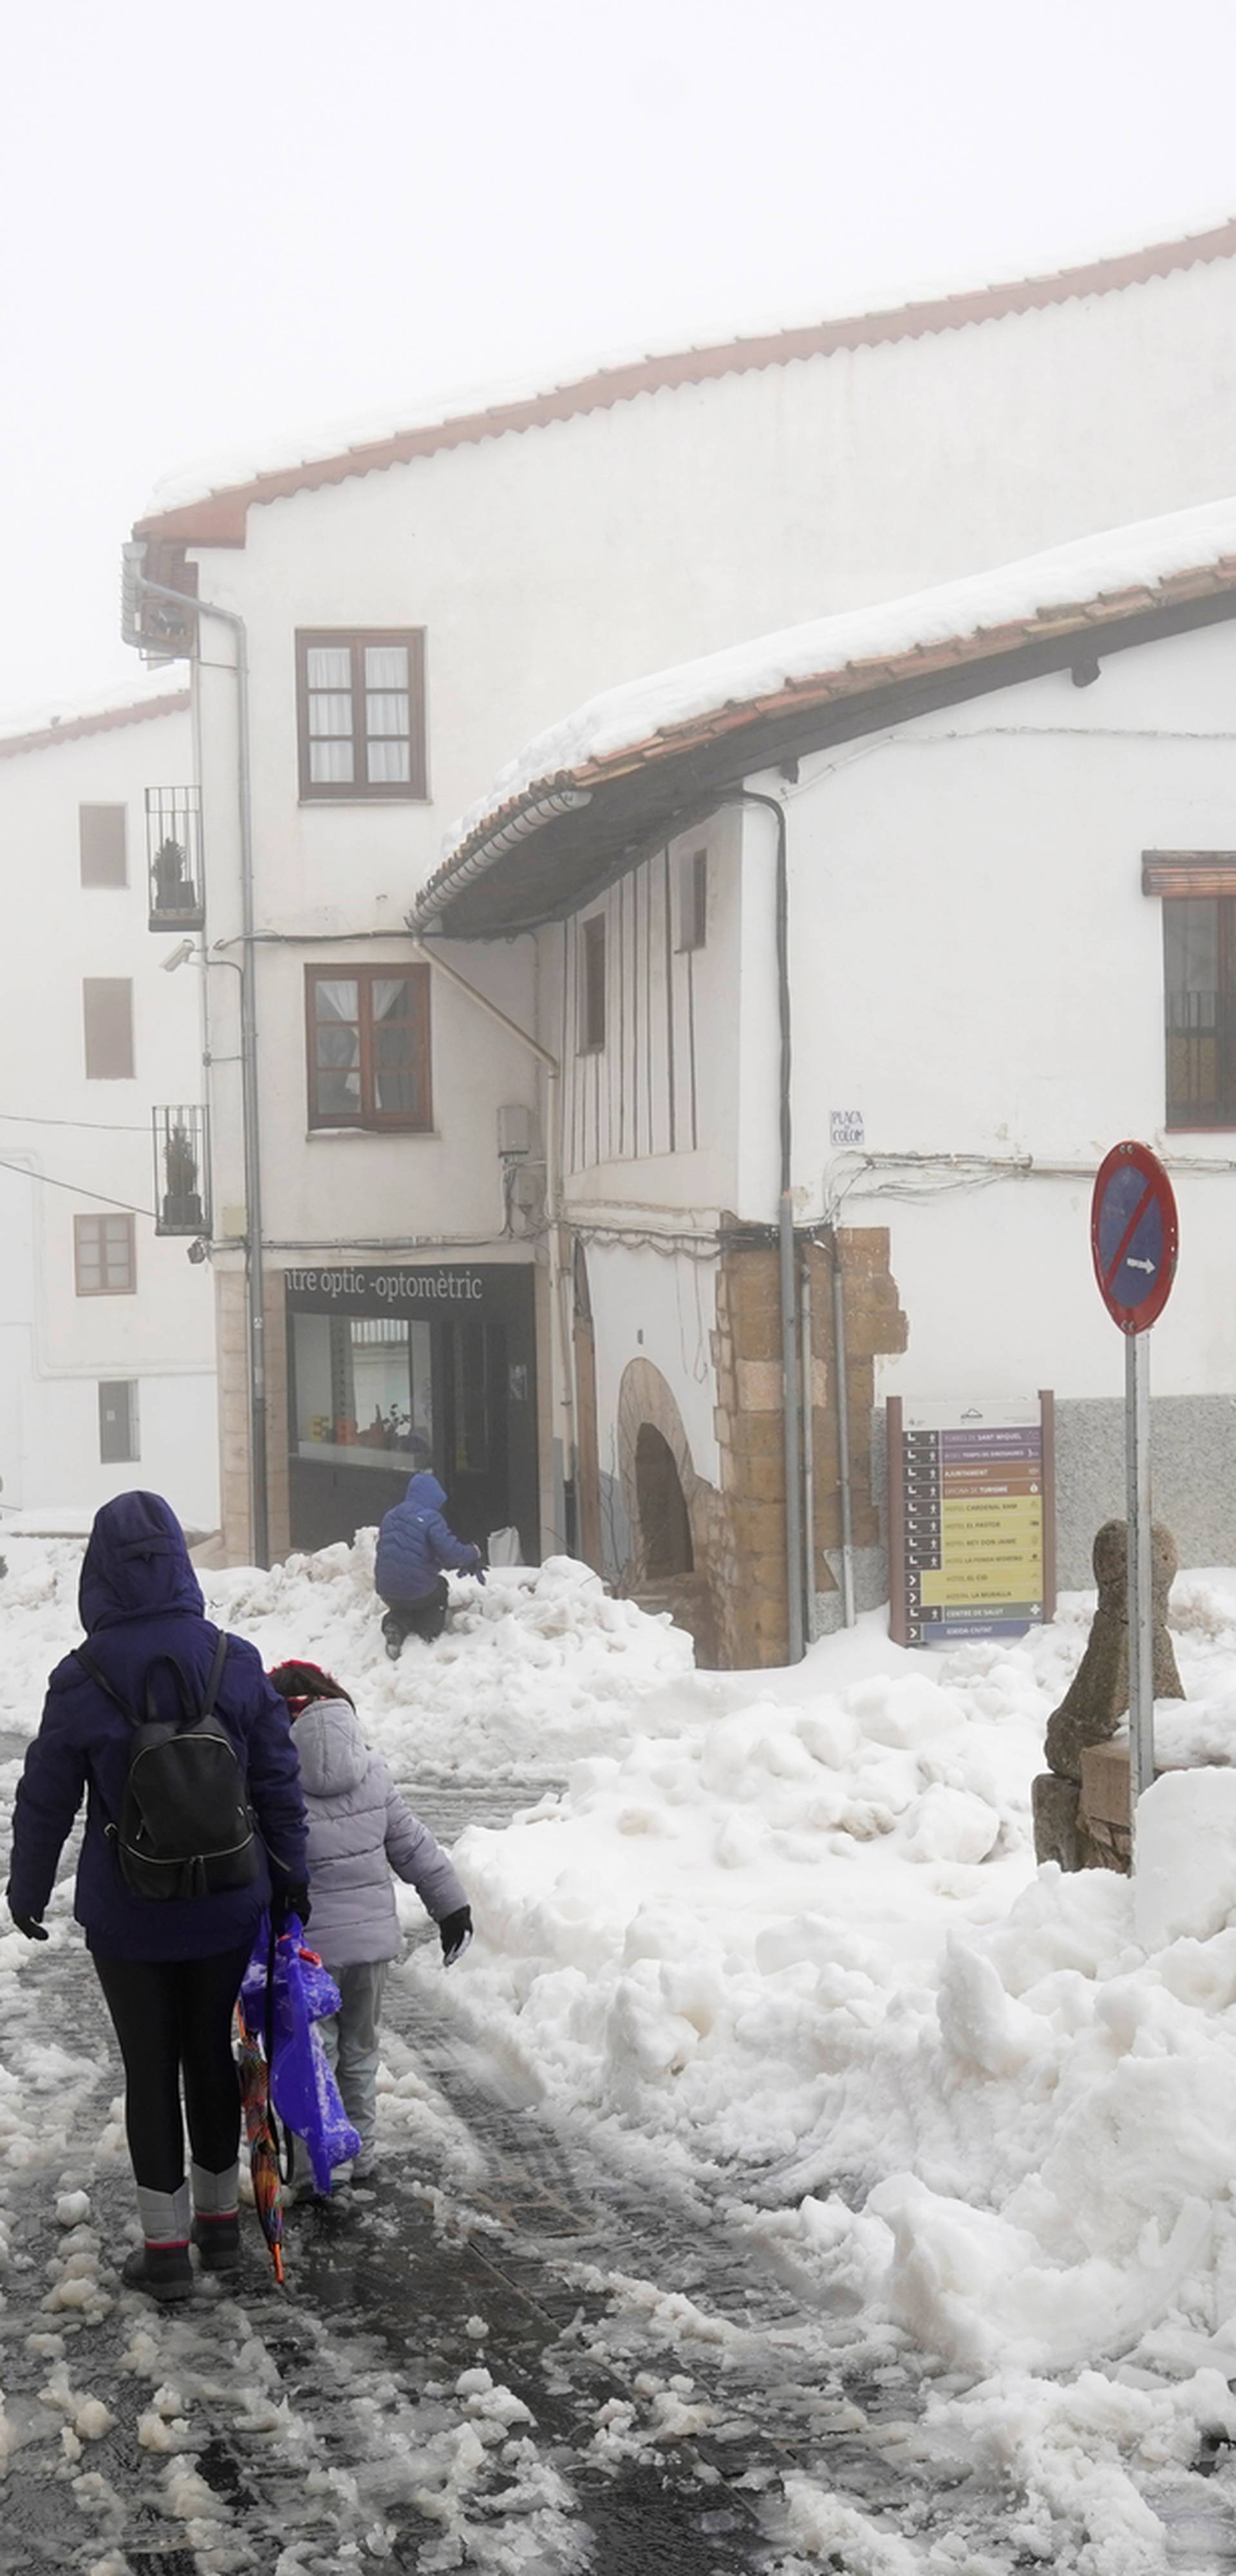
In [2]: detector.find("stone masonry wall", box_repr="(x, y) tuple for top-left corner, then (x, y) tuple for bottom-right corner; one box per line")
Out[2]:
(216, 1265), (290, 1567)
(712, 1227), (907, 1666)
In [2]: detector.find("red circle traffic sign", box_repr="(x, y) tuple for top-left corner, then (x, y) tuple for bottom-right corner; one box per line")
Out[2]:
(1091, 1141), (1178, 1334)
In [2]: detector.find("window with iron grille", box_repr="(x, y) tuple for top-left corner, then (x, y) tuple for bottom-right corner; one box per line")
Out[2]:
(305, 964), (432, 1130)
(1145, 853), (1236, 1126)
(75, 1213), (136, 1296)
(295, 630), (427, 800)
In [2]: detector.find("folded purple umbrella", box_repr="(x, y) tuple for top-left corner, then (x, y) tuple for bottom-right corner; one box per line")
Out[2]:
(241, 1917), (362, 2195)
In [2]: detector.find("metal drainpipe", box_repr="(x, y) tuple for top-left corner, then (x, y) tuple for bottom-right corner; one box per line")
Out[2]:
(122, 549), (268, 1567)
(734, 791), (804, 1663)
(800, 1253), (816, 1644)
(829, 1223), (857, 1627)
(407, 940), (574, 1539)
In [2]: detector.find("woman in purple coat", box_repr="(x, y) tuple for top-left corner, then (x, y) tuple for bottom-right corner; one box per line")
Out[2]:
(6, 1492), (308, 2302)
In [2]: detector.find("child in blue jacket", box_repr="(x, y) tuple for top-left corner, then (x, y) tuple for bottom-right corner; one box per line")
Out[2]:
(375, 1473), (482, 1657)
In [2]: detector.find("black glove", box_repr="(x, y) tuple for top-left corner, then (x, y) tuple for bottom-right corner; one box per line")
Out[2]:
(440, 1904), (473, 1964)
(10, 1909), (48, 1941)
(271, 1882), (311, 1934)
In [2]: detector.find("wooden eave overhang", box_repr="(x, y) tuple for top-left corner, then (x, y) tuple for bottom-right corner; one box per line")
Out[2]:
(133, 218), (1236, 549)
(415, 568), (1236, 940)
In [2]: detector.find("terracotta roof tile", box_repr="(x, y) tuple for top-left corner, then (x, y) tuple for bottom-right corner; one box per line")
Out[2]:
(135, 218), (1236, 547)
(0, 690), (189, 762)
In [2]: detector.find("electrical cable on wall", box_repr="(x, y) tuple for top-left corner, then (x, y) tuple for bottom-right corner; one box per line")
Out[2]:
(0, 1110), (151, 1134)
(0, 1155), (156, 1220)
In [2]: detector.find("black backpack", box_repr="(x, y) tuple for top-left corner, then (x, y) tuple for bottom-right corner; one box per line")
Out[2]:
(75, 1631), (259, 1902)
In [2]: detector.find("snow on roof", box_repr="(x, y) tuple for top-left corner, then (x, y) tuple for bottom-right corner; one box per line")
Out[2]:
(136, 214), (1236, 540)
(433, 492), (1236, 885)
(0, 678), (189, 759)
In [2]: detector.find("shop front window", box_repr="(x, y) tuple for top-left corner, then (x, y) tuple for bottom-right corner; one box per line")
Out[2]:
(293, 1313), (434, 1466)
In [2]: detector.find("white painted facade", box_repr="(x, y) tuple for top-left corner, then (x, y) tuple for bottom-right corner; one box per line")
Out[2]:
(529, 608), (1236, 1605)
(0, 703), (218, 1528)
(151, 231), (1236, 1564)
(779, 618), (1236, 1408)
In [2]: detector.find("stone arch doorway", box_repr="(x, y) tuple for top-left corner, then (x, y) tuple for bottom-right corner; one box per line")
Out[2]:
(617, 1356), (718, 1664)
(635, 1423), (693, 1575)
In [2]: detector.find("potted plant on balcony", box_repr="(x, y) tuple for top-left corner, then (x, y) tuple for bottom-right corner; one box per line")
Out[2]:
(154, 836), (196, 915)
(162, 1123), (204, 1233)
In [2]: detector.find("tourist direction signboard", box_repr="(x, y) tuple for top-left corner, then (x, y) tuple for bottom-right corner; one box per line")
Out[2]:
(888, 1394), (1054, 1647)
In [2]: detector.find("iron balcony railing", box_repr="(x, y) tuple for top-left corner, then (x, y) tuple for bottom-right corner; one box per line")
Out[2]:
(153, 1104), (210, 1238)
(146, 786), (204, 931)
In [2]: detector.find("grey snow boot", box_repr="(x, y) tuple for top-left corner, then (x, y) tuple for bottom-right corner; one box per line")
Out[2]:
(126, 2179), (194, 2302)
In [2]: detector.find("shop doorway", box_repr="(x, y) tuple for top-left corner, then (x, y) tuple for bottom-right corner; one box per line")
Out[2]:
(285, 1264), (538, 1560)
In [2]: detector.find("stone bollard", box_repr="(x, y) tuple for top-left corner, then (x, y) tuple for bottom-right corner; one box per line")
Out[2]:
(1031, 1517), (1184, 1870)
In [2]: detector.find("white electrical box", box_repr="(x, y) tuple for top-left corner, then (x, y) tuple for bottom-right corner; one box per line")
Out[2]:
(496, 1103), (536, 1157)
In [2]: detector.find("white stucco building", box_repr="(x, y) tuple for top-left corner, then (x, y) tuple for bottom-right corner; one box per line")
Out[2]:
(0, 691), (218, 1530)
(123, 214), (1236, 1599)
(413, 497), (1236, 1662)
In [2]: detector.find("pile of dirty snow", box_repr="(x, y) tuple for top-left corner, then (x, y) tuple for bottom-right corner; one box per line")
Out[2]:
(0, 1531), (693, 1782)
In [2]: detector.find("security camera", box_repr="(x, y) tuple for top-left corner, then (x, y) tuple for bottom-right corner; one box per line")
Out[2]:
(162, 938), (197, 973)
(186, 1236), (210, 1265)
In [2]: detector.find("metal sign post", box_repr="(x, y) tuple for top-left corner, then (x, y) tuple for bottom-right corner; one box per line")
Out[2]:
(1125, 1330), (1154, 1805)
(1091, 1141), (1179, 1866)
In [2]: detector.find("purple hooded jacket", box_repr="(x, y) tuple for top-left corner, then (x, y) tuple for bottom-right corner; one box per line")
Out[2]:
(6, 1492), (308, 1962)
(374, 1473), (480, 1606)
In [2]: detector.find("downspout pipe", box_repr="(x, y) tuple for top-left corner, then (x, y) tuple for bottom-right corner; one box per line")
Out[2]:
(828, 1224), (857, 1627)
(122, 545), (268, 1568)
(407, 938), (574, 1542)
(733, 791), (804, 1664)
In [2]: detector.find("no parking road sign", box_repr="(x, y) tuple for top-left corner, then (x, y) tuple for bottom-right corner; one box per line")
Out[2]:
(1091, 1139), (1179, 1846)
(1091, 1141), (1178, 1336)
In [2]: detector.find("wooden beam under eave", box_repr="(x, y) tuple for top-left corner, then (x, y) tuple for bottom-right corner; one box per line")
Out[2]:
(133, 497), (250, 546)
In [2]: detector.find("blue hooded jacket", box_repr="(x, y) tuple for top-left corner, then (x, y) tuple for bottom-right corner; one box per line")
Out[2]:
(374, 1473), (480, 1605)
(6, 1492), (308, 1962)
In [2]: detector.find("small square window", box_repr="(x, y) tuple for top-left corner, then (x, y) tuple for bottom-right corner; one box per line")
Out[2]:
(296, 630), (426, 800)
(677, 848), (707, 952)
(98, 1380), (138, 1464)
(79, 804), (127, 889)
(75, 1213), (136, 1296)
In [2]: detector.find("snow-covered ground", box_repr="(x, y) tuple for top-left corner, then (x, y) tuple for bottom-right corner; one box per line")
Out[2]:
(5, 1529), (1236, 2568)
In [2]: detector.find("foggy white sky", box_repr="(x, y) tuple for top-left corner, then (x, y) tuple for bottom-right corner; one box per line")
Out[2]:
(3, 0), (1235, 717)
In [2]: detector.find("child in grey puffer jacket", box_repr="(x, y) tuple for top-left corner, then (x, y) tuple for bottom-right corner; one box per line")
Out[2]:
(268, 1661), (472, 2187)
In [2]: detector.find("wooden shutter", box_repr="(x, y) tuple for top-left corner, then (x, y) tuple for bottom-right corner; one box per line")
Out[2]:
(1143, 851), (1236, 898)
(83, 979), (135, 1079)
(581, 916), (606, 1050)
(98, 1381), (138, 1463)
(79, 804), (127, 887)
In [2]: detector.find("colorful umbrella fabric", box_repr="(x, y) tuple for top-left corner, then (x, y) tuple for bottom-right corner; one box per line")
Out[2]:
(236, 2006), (285, 2284)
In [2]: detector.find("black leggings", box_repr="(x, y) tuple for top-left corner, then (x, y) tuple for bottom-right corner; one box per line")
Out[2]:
(93, 1941), (252, 2193)
(382, 1577), (449, 1643)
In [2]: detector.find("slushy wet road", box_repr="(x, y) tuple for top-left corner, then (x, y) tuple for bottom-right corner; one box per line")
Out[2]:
(2, 1781), (1235, 2573)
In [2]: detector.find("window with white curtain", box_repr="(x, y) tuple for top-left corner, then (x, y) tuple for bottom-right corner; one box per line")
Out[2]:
(304, 963), (432, 1130)
(296, 629), (427, 799)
